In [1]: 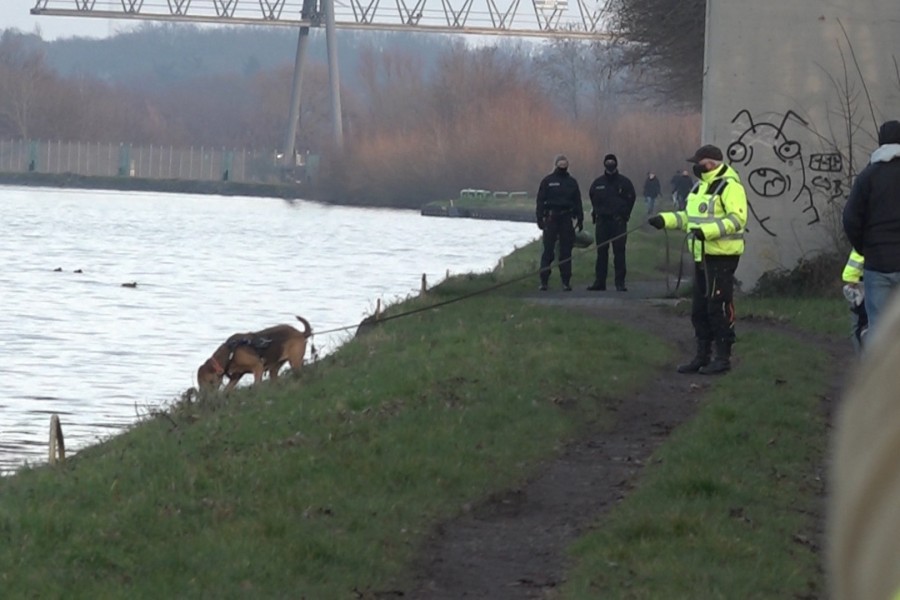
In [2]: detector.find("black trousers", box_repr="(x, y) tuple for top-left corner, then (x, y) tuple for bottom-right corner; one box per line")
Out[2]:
(540, 213), (575, 285)
(691, 255), (740, 344)
(594, 217), (628, 287)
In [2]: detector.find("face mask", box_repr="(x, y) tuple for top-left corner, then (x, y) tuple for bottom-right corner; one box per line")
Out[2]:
(692, 164), (706, 178)
(604, 161), (617, 172)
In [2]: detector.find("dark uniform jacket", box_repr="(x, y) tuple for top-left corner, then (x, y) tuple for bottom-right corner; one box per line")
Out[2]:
(643, 176), (661, 198)
(674, 174), (693, 203)
(536, 168), (583, 223)
(589, 172), (636, 221)
(844, 121), (900, 273)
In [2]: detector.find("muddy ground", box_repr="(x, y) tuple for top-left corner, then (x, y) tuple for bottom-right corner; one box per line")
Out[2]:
(400, 293), (845, 599)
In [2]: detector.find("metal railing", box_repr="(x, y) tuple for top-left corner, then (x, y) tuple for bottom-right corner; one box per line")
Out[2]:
(31, 0), (615, 39)
(0, 139), (307, 184)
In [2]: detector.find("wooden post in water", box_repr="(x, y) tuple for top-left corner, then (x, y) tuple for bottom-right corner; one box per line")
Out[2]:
(48, 414), (65, 465)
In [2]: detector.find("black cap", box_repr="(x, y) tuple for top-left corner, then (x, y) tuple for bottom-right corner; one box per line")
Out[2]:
(687, 144), (724, 163)
(603, 153), (618, 164)
(878, 121), (900, 145)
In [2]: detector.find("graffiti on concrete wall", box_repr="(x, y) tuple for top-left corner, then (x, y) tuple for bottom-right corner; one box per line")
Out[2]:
(808, 152), (847, 204)
(726, 109), (820, 237)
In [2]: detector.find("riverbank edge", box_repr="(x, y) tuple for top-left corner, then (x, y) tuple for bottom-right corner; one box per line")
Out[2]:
(0, 171), (308, 199)
(419, 203), (533, 223)
(0, 172), (538, 222)
(0, 172), (419, 211)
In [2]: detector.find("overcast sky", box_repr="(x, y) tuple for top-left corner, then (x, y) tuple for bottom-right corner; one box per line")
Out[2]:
(3, 1), (132, 40)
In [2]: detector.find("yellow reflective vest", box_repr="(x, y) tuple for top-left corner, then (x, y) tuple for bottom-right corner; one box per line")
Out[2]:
(659, 163), (748, 262)
(842, 249), (865, 283)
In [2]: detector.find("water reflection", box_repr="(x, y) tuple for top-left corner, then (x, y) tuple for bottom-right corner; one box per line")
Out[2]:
(0, 186), (535, 473)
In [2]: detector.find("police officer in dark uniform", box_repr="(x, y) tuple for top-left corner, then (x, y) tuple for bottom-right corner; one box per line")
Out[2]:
(536, 154), (584, 291)
(588, 153), (636, 291)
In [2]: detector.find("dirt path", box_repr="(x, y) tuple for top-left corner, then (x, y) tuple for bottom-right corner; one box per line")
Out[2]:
(405, 293), (845, 599)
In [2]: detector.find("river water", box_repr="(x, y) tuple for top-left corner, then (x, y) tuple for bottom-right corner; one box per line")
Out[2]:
(0, 186), (535, 474)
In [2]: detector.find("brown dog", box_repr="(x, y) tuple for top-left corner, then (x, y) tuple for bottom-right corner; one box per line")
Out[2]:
(197, 315), (313, 392)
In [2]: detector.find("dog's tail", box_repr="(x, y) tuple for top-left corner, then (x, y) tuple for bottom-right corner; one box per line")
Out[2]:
(295, 315), (313, 338)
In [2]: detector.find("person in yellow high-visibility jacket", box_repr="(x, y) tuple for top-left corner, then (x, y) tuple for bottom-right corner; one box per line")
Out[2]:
(842, 249), (868, 351)
(648, 144), (748, 374)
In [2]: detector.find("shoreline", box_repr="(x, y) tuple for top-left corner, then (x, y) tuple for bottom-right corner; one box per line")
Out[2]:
(0, 172), (413, 212)
(419, 203), (533, 223)
(0, 172), (536, 223)
(0, 172), (312, 200)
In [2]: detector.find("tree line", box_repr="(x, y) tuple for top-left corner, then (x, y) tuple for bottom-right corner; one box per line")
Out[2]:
(0, 21), (703, 207)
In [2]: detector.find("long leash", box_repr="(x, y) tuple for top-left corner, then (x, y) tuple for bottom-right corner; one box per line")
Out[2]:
(665, 177), (732, 299)
(664, 229), (691, 298)
(311, 221), (648, 339)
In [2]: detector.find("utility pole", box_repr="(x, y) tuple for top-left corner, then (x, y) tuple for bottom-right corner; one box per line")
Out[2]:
(281, 25), (311, 170)
(324, 0), (344, 151)
(282, 0), (344, 168)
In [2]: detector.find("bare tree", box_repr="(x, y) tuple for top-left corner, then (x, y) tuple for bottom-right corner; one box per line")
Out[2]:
(606, 0), (705, 108)
(356, 42), (431, 133)
(803, 22), (900, 250)
(0, 32), (50, 139)
(534, 36), (590, 119)
(586, 40), (620, 105)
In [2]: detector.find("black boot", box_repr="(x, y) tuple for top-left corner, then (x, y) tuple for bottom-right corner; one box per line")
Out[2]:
(699, 341), (732, 375)
(677, 340), (712, 374)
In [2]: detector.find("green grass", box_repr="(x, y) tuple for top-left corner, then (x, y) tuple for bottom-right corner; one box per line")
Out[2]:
(472, 214), (686, 294)
(741, 295), (849, 337)
(562, 329), (829, 599)
(0, 294), (669, 598)
(0, 227), (836, 599)
(426, 197), (688, 291)
(424, 194), (534, 211)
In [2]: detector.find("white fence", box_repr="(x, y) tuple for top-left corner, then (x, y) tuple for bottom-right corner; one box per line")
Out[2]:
(0, 139), (293, 184)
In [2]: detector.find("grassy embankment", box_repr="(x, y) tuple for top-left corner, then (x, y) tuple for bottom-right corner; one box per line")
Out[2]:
(562, 325), (834, 598)
(422, 192), (534, 212)
(0, 223), (844, 598)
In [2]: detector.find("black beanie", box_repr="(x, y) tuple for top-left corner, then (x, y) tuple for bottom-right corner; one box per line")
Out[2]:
(604, 153), (618, 165)
(878, 120), (900, 145)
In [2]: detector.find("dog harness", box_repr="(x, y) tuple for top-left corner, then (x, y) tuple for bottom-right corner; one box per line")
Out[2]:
(227, 335), (273, 352)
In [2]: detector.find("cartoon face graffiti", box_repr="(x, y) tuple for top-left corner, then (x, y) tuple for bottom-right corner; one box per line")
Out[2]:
(727, 109), (820, 236)
(732, 143), (799, 197)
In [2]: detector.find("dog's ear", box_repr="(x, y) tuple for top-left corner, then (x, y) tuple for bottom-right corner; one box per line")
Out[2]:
(196, 361), (221, 390)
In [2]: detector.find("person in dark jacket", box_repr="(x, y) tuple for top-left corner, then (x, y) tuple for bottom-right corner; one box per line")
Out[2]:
(669, 170), (681, 205)
(587, 153), (636, 291)
(536, 154), (584, 291)
(673, 169), (694, 210)
(643, 172), (661, 215)
(843, 119), (900, 334)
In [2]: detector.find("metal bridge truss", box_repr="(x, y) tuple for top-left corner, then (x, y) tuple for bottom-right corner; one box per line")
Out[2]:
(31, 0), (614, 39)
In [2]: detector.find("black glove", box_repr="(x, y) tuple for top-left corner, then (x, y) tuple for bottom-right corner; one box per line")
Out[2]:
(647, 215), (665, 230)
(575, 217), (584, 232)
(691, 227), (705, 241)
(591, 211), (597, 224)
(537, 218), (544, 230)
